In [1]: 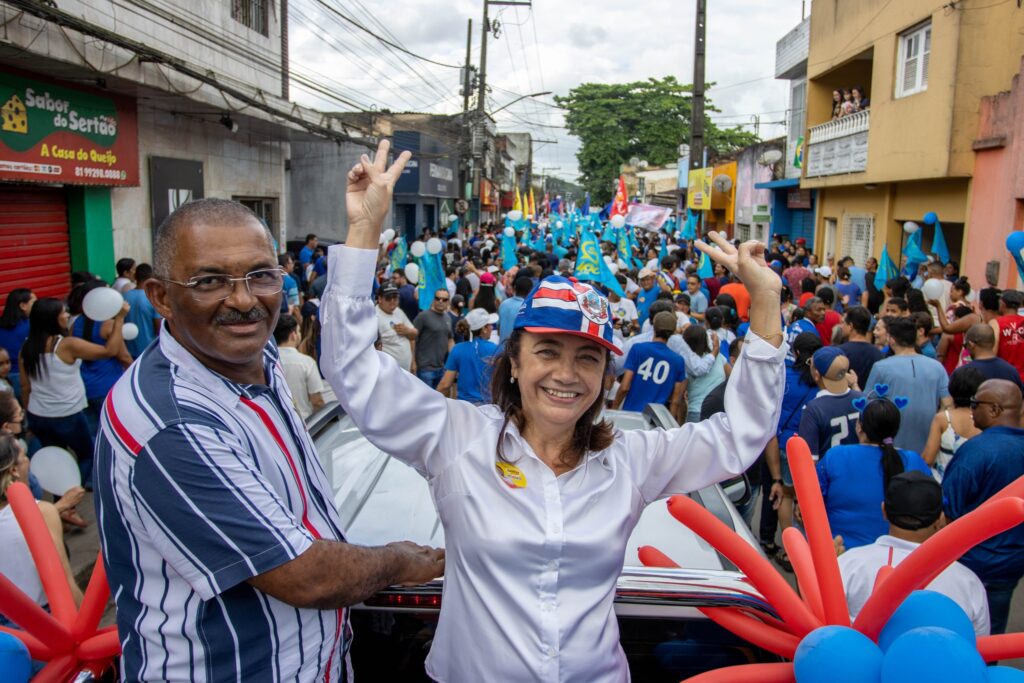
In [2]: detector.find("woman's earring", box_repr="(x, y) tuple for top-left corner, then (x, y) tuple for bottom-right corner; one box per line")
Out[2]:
(510, 376), (516, 384)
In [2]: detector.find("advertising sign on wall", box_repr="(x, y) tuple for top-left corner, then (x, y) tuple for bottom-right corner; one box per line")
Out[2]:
(0, 68), (138, 186)
(686, 167), (713, 210)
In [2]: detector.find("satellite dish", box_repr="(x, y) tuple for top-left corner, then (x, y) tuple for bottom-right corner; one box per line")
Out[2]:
(758, 149), (783, 165)
(712, 174), (733, 193)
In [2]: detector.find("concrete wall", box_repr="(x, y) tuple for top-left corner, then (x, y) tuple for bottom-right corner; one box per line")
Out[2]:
(776, 17), (810, 80)
(110, 103), (288, 263)
(288, 140), (366, 244)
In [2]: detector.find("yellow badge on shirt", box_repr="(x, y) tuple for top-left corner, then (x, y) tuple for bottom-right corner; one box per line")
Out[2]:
(495, 461), (527, 489)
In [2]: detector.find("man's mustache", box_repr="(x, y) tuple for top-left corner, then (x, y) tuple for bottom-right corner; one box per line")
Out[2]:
(216, 306), (269, 324)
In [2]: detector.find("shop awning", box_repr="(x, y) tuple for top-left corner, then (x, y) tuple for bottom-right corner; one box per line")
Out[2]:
(754, 177), (801, 190)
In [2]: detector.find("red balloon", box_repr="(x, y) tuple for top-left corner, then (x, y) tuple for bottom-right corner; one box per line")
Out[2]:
(30, 653), (78, 683)
(873, 564), (894, 593)
(681, 662), (796, 682)
(977, 633), (1024, 663)
(7, 482), (77, 627)
(0, 571), (73, 652)
(782, 527), (825, 622)
(71, 551), (110, 643)
(0, 625), (53, 660)
(638, 545), (679, 568)
(854, 496), (1024, 640)
(786, 437), (850, 627)
(667, 495), (820, 636)
(700, 607), (800, 659)
(75, 629), (121, 660)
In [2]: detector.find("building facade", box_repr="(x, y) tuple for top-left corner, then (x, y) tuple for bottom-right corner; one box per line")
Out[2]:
(0, 0), (360, 300)
(801, 0), (1024, 277)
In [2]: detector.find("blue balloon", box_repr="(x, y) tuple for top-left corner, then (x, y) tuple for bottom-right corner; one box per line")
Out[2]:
(881, 627), (986, 683)
(1008, 230), (1024, 253)
(923, 211), (938, 225)
(794, 625), (883, 683)
(878, 590), (976, 651)
(988, 667), (1024, 682)
(0, 631), (30, 683)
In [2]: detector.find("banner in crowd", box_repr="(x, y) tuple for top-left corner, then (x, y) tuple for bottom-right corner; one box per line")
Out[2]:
(0, 67), (139, 186)
(686, 167), (713, 210)
(624, 203), (672, 231)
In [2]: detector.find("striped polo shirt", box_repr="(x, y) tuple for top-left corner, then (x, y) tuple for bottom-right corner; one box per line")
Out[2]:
(94, 326), (348, 682)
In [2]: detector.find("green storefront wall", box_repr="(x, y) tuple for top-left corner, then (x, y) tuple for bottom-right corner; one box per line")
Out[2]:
(66, 186), (116, 283)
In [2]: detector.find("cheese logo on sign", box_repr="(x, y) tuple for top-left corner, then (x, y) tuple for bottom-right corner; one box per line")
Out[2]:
(1, 95), (27, 134)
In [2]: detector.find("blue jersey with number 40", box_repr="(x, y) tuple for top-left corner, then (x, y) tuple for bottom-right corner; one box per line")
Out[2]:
(622, 342), (686, 412)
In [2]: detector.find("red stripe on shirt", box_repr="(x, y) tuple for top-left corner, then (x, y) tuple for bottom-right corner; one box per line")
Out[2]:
(105, 392), (142, 455)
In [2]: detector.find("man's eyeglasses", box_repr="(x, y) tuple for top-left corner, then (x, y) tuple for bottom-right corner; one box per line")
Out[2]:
(434, 296), (450, 302)
(969, 398), (1002, 411)
(160, 268), (286, 304)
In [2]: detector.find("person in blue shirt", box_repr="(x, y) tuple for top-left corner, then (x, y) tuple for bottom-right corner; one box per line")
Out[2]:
(635, 268), (667, 327)
(798, 347), (865, 459)
(0, 288), (34, 401)
(818, 398), (931, 550)
(943, 379), (1024, 634)
(498, 276), (532, 342)
(123, 264), (162, 359)
(436, 308), (500, 405)
(784, 304), (821, 361)
(298, 233), (317, 265)
(613, 312), (687, 422)
(278, 253), (300, 315)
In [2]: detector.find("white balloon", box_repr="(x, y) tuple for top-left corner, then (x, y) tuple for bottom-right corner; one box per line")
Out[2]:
(31, 446), (81, 496)
(382, 228), (396, 242)
(379, 233), (388, 245)
(903, 221), (920, 234)
(922, 278), (946, 301)
(426, 237), (443, 254)
(556, 221), (564, 229)
(409, 240), (426, 258)
(507, 209), (523, 222)
(448, 214), (458, 224)
(504, 227), (516, 237)
(610, 215), (626, 229)
(404, 262), (420, 284)
(122, 322), (139, 341)
(82, 287), (123, 322)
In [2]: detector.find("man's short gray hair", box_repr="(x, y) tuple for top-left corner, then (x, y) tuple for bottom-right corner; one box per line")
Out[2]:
(153, 198), (271, 277)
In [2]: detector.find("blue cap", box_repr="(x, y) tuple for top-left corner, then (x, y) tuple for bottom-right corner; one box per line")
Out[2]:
(812, 347), (848, 387)
(514, 275), (623, 355)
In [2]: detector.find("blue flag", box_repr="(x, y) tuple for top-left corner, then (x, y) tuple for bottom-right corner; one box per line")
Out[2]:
(602, 221), (616, 243)
(681, 211), (698, 240)
(446, 217), (459, 238)
(697, 248), (714, 280)
(416, 252), (446, 310)
(502, 230), (519, 269)
(626, 228), (644, 268)
(658, 235), (669, 264)
(574, 226), (624, 297)
(931, 220), (950, 265)
(615, 228), (632, 266)
(875, 244), (899, 290)
(389, 237), (408, 271)
(903, 230), (928, 274)
(581, 192), (590, 216)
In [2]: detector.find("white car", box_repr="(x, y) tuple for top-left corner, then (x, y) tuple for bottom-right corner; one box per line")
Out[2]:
(308, 402), (777, 681)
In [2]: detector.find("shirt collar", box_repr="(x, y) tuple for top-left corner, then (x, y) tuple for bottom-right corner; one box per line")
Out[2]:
(815, 388), (851, 398)
(158, 323), (279, 405)
(498, 415), (610, 469)
(874, 535), (922, 551)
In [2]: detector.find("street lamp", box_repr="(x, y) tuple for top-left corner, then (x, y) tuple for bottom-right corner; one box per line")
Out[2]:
(489, 90), (553, 116)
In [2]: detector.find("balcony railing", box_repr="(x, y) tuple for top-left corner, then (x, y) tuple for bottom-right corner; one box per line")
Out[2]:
(805, 109), (870, 177)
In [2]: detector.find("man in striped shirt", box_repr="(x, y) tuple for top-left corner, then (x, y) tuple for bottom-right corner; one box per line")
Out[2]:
(95, 198), (443, 682)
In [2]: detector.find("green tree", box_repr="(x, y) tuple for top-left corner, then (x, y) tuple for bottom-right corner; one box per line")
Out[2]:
(555, 76), (759, 202)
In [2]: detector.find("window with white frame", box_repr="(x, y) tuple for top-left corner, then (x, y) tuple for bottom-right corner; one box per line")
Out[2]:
(896, 21), (931, 98)
(841, 214), (875, 270)
(232, 0), (269, 37)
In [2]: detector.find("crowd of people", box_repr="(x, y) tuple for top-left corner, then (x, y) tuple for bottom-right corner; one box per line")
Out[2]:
(0, 141), (1022, 677)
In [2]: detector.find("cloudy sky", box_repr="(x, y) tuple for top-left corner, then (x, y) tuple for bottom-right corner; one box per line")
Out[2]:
(288, 0), (809, 183)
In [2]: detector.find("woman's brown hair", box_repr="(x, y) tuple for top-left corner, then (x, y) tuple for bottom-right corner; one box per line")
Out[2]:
(0, 430), (21, 503)
(490, 329), (614, 469)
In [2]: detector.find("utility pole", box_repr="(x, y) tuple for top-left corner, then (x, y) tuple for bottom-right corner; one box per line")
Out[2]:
(688, 0), (706, 171)
(477, 0), (532, 114)
(462, 18), (473, 113)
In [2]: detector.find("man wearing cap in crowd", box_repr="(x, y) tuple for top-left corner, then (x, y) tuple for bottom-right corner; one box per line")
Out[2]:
(612, 311), (688, 422)
(376, 281), (417, 372)
(436, 308), (499, 404)
(839, 471), (989, 635)
(798, 347), (864, 459)
(635, 267), (668, 327)
(943, 378), (1024, 634)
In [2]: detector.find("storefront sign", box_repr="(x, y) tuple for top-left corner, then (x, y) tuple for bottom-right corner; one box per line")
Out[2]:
(686, 167), (713, 210)
(752, 204), (772, 223)
(0, 68), (138, 186)
(787, 188), (811, 209)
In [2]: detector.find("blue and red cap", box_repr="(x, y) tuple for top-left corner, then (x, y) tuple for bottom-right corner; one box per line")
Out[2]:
(513, 275), (623, 355)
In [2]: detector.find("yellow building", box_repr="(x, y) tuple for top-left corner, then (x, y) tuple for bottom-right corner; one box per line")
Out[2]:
(801, 0), (1024, 273)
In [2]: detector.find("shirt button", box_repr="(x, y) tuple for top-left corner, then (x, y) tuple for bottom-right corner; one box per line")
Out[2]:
(546, 646), (556, 657)
(551, 524), (561, 534)
(547, 560), (557, 571)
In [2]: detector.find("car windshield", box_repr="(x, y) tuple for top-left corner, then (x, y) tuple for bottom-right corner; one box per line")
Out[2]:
(317, 409), (727, 570)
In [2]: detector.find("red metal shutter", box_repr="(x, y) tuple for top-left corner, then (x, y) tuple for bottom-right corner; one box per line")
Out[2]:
(0, 186), (71, 302)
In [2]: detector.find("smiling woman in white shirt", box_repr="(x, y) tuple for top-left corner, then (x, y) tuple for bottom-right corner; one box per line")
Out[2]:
(321, 140), (788, 683)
